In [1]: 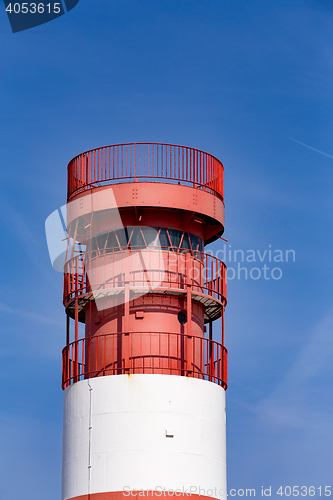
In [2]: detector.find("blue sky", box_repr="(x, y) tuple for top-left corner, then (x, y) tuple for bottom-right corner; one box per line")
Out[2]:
(1, 1), (333, 499)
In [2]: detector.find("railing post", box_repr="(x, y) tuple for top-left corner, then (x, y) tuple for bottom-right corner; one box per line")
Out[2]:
(223, 264), (227, 304)
(223, 347), (228, 389)
(63, 313), (70, 389)
(209, 321), (214, 382)
(87, 336), (91, 379)
(123, 331), (130, 374)
(221, 306), (225, 346)
(123, 253), (131, 375)
(124, 257), (130, 333)
(186, 252), (192, 375)
(66, 313), (70, 346)
(62, 348), (64, 389)
(74, 298), (79, 383)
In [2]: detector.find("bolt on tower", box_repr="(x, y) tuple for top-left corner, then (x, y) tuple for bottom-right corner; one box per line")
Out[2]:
(60, 143), (227, 500)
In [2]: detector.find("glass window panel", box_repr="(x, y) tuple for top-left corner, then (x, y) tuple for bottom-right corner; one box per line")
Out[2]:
(168, 229), (183, 248)
(130, 227), (145, 247)
(97, 233), (108, 250)
(91, 238), (97, 251)
(141, 227), (159, 246)
(116, 228), (130, 247)
(158, 228), (170, 248)
(181, 232), (191, 250)
(190, 234), (199, 251)
(106, 231), (118, 249)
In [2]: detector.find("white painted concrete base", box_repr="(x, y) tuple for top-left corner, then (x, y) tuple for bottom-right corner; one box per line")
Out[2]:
(62, 375), (226, 500)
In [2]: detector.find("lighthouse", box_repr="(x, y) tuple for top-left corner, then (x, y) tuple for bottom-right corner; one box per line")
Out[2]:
(60, 143), (227, 500)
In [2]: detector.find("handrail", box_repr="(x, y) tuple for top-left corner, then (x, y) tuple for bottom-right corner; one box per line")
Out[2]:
(67, 143), (224, 201)
(62, 331), (228, 390)
(63, 247), (227, 308)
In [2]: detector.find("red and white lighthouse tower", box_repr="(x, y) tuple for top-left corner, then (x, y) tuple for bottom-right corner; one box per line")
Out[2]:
(61, 143), (227, 500)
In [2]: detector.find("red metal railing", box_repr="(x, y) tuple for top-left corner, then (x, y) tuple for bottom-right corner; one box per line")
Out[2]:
(67, 143), (224, 201)
(62, 331), (227, 390)
(63, 248), (227, 308)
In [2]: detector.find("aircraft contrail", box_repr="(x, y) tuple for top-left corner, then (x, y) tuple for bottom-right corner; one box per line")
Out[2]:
(290, 137), (333, 160)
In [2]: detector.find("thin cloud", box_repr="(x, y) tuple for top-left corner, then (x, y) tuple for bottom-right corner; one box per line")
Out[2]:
(0, 302), (63, 327)
(257, 308), (333, 429)
(0, 197), (50, 278)
(290, 137), (333, 160)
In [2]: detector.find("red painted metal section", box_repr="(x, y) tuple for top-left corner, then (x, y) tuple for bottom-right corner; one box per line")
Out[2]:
(69, 492), (220, 500)
(67, 143), (224, 201)
(62, 143), (228, 391)
(62, 331), (227, 390)
(63, 248), (227, 309)
(65, 182), (224, 246)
